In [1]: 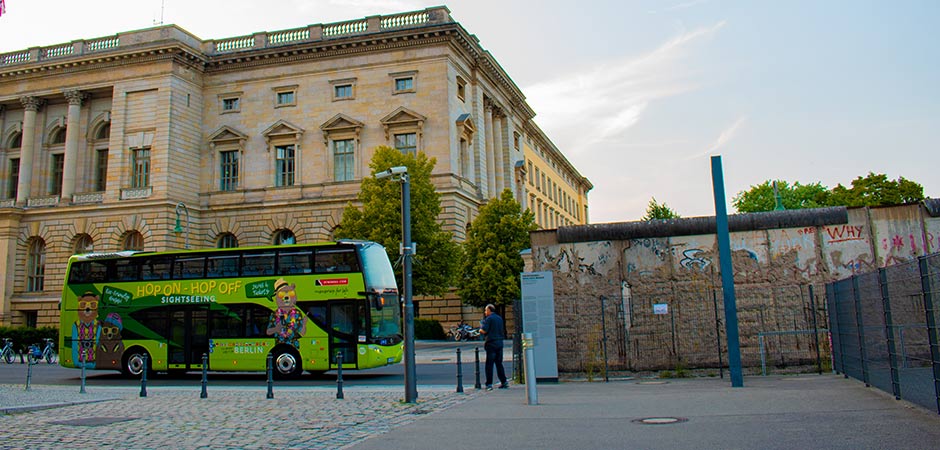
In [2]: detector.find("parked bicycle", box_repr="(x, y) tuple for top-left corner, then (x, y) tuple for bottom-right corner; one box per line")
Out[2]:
(27, 338), (57, 364)
(1, 337), (15, 364)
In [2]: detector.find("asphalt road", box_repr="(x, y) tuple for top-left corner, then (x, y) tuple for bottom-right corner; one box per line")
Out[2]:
(0, 339), (509, 389)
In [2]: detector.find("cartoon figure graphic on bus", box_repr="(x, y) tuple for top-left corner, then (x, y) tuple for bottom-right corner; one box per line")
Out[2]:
(72, 291), (101, 368)
(266, 278), (306, 348)
(97, 312), (125, 370)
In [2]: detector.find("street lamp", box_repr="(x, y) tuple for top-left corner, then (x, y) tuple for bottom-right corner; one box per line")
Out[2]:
(375, 166), (417, 403)
(173, 202), (190, 249)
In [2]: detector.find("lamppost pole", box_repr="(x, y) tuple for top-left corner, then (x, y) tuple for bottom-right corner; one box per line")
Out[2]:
(174, 202), (190, 249)
(375, 166), (417, 403)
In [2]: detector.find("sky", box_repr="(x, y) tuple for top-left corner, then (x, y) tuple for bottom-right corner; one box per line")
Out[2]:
(1, 0), (937, 224)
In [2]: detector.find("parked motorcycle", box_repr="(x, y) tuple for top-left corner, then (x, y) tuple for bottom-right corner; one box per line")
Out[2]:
(450, 323), (482, 341)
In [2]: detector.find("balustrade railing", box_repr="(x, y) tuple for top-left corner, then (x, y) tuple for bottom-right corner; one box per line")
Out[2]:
(121, 187), (152, 200)
(72, 192), (104, 204)
(0, 6), (452, 66)
(26, 195), (60, 208)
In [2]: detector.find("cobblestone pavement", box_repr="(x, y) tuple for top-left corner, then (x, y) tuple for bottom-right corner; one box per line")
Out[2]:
(0, 384), (481, 449)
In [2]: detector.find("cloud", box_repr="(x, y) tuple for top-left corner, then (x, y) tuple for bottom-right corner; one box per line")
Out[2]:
(525, 20), (726, 158)
(682, 115), (748, 161)
(649, 0), (710, 14)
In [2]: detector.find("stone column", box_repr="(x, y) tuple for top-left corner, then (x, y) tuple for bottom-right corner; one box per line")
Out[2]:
(484, 102), (495, 197)
(492, 113), (504, 194)
(62, 90), (87, 201)
(16, 96), (44, 205)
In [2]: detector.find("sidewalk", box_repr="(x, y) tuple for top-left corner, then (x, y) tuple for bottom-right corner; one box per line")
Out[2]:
(347, 375), (940, 450)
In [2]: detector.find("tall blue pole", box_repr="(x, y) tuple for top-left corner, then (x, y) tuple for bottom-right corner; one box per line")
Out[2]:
(711, 155), (744, 387)
(402, 173), (417, 403)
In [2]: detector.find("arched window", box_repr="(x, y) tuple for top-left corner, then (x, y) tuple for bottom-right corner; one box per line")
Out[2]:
(51, 127), (67, 145)
(123, 231), (144, 251)
(8, 132), (22, 149)
(217, 233), (238, 248)
(273, 229), (295, 245)
(26, 238), (45, 292)
(73, 233), (94, 254)
(95, 123), (111, 140)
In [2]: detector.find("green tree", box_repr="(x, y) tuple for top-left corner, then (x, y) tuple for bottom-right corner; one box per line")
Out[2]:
(337, 146), (460, 297)
(642, 197), (681, 220)
(459, 189), (537, 308)
(828, 172), (925, 207)
(732, 180), (831, 213)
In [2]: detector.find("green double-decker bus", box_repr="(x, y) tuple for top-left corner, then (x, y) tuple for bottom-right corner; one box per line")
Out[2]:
(60, 240), (402, 378)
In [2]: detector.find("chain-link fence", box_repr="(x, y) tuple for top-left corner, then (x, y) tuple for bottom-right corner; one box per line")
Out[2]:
(827, 253), (940, 414)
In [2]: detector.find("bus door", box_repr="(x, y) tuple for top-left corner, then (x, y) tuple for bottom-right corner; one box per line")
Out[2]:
(329, 300), (361, 368)
(168, 306), (210, 369)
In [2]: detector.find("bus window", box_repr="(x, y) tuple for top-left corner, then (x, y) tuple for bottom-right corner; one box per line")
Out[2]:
(278, 250), (312, 275)
(207, 255), (239, 277)
(242, 252), (275, 276)
(140, 256), (172, 281)
(116, 258), (142, 281)
(174, 256), (206, 279)
(68, 260), (110, 284)
(314, 247), (359, 273)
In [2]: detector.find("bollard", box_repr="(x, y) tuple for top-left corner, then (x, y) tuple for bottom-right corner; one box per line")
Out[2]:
(266, 353), (274, 399)
(200, 353), (208, 399)
(140, 354), (148, 397)
(456, 348), (464, 393)
(336, 351), (344, 400)
(523, 333), (538, 405)
(25, 355), (33, 391)
(80, 355), (87, 394)
(474, 347), (482, 389)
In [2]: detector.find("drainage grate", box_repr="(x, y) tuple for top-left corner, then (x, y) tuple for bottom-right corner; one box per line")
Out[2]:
(48, 417), (139, 427)
(632, 417), (688, 425)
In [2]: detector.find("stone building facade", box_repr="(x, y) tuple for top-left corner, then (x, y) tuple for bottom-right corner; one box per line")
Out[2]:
(0, 7), (591, 327)
(529, 202), (940, 374)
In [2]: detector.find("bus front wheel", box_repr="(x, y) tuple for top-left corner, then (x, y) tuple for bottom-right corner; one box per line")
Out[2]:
(272, 347), (302, 379)
(122, 348), (151, 378)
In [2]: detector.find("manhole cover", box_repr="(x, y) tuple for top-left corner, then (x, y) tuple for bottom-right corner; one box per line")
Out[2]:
(632, 417), (688, 425)
(49, 417), (138, 427)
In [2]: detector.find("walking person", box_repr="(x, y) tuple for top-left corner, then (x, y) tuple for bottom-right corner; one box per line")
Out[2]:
(480, 304), (508, 390)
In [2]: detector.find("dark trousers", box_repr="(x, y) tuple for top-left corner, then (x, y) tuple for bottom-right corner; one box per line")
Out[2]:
(484, 341), (507, 386)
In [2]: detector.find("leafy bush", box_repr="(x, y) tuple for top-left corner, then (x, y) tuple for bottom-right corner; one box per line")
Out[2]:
(0, 326), (59, 353)
(414, 318), (446, 340)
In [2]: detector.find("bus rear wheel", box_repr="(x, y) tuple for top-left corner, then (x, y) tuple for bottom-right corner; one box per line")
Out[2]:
(272, 348), (302, 379)
(122, 348), (151, 378)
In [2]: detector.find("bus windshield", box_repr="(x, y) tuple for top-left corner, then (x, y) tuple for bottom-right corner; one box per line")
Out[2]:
(359, 242), (401, 342)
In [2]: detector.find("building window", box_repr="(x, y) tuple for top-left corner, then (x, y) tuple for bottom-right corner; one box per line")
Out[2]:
(390, 71), (417, 94)
(51, 154), (64, 195)
(95, 149), (108, 192)
(275, 145), (295, 187)
(131, 148), (150, 188)
(74, 233), (94, 254)
(276, 91), (295, 107)
(222, 97), (240, 112)
(394, 133), (417, 155)
(334, 84), (352, 99)
(9, 132), (22, 149)
(333, 139), (355, 181)
(527, 161), (533, 184)
(219, 150), (239, 191)
(26, 238), (45, 292)
(96, 123), (111, 140)
(217, 233), (238, 248)
(331, 78), (356, 101)
(51, 128), (66, 145)
(24, 311), (37, 328)
(456, 76), (466, 102)
(534, 168), (541, 191)
(7, 158), (19, 200)
(459, 138), (469, 178)
(123, 231), (144, 251)
(274, 229), (295, 245)
(272, 85), (298, 108)
(514, 132), (521, 150)
(219, 92), (243, 113)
